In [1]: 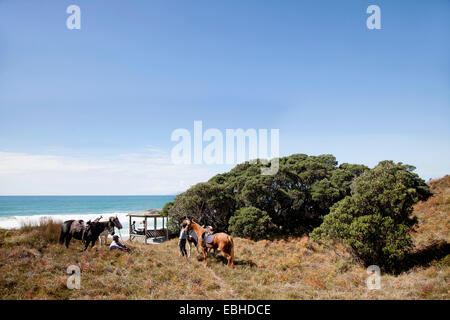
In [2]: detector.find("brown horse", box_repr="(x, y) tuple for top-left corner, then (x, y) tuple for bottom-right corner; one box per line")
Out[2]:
(184, 218), (234, 268)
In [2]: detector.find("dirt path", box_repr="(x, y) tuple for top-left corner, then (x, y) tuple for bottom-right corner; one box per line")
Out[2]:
(209, 265), (240, 299)
(192, 255), (240, 299)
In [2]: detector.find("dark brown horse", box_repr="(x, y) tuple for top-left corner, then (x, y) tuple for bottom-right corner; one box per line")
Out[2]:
(82, 220), (116, 251)
(59, 218), (115, 251)
(184, 218), (234, 268)
(59, 220), (86, 248)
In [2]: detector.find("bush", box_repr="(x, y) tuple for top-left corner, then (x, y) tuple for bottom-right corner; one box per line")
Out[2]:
(228, 207), (272, 241)
(311, 161), (431, 271)
(161, 201), (179, 235)
(20, 217), (62, 244)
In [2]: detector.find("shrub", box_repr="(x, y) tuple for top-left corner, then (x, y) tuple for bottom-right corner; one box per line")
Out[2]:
(161, 201), (179, 236)
(311, 161), (431, 271)
(20, 217), (62, 244)
(228, 207), (272, 241)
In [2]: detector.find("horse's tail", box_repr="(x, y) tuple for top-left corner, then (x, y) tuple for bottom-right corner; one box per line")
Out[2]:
(58, 225), (65, 245)
(228, 235), (234, 266)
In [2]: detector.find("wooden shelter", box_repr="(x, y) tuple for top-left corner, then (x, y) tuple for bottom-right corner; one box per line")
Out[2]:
(127, 209), (169, 244)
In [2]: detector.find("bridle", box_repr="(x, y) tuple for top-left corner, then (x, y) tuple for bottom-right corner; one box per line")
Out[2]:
(184, 219), (192, 233)
(107, 216), (123, 235)
(106, 218), (115, 235)
(111, 216), (123, 229)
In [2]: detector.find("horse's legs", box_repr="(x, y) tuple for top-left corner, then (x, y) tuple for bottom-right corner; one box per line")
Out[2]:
(83, 240), (89, 251)
(201, 246), (208, 266)
(187, 241), (191, 258)
(59, 230), (65, 245)
(223, 247), (234, 268)
(222, 251), (232, 267)
(65, 235), (71, 248)
(218, 242), (234, 268)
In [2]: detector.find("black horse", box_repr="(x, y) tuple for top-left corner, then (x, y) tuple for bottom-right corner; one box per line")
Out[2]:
(59, 217), (117, 251)
(82, 220), (116, 251)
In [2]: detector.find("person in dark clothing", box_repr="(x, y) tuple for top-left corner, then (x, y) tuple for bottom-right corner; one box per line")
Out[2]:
(110, 235), (129, 251)
(131, 221), (138, 234)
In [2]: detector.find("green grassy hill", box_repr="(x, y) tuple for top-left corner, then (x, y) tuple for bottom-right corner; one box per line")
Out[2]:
(0, 176), (449, 300)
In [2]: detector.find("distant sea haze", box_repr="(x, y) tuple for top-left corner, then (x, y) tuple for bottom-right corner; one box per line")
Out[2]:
(0, 196), (175, 232)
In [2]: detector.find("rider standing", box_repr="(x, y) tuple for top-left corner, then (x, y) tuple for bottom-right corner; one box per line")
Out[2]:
(178, 223), (188, 258)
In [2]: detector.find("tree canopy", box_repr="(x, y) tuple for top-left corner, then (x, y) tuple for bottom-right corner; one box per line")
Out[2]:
(311, 160), (431, 271)
(165, 154), (368, 237)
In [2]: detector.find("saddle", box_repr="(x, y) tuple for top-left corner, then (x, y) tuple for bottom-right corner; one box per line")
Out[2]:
(71, 220), (87, 241)
(201, 231), (216, 249)
(72, 220), (85, 232)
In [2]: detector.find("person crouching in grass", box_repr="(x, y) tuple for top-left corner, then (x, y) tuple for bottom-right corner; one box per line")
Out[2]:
(178, 223), (188, 258)
(110, 235), (130, 252)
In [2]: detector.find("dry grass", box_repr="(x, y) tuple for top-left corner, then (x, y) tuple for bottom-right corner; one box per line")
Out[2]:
(0, 176), (449, 300)
(413, 175), (450, 248)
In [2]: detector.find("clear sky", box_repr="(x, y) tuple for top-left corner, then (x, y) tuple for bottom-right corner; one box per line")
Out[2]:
(0, 0), (449, 195)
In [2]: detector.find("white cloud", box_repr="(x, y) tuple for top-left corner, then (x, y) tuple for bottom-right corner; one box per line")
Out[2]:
(0, 151), (220, 195)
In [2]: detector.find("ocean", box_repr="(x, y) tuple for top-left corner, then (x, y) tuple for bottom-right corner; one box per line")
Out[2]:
(0, 196), (175, 236)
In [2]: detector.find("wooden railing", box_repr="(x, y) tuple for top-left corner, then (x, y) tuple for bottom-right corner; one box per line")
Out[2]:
(129, 228), (168, 243)
(145, 229), (167, 238)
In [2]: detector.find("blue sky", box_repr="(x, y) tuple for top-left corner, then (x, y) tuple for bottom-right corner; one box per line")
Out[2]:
(0, 0), (449, 195)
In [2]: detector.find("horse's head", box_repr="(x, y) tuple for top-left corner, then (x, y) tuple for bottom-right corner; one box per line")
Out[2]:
(109, 215), (123, 230)
(183, 217), (194, 233)
(106, 218), (116, 235)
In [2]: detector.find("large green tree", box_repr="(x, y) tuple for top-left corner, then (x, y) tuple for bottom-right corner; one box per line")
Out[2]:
(311, 161), (431, 271)
(166, 153), (367, 235)
(167, 182), (236, 231)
